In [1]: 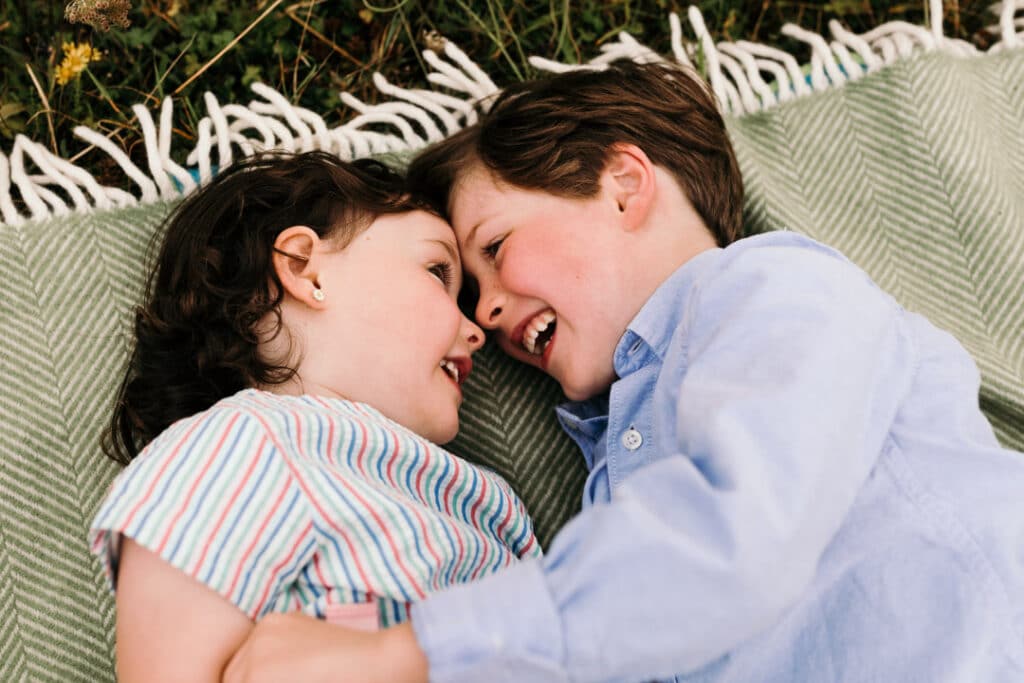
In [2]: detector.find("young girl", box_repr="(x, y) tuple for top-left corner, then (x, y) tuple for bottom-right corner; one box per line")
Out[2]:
(89, 151), (540, 682)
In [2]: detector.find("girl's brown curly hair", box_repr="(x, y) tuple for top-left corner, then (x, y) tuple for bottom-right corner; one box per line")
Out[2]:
(105, 151), (425, 465)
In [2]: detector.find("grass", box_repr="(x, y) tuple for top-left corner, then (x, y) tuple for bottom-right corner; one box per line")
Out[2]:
(0, 1), (1004, 185)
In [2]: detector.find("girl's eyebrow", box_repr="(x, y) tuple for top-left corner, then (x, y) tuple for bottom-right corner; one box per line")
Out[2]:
(428, 238), (459, 263)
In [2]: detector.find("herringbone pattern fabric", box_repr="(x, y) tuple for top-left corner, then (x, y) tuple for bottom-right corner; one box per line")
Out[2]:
(731, 50), (1024, 448)
(0, 49), (1021, 681)
(0, 202), (171, 682)
(447, 344), (587, 547)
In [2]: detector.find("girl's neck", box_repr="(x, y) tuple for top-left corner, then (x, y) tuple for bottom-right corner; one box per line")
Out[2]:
(258, 376), (350, 402)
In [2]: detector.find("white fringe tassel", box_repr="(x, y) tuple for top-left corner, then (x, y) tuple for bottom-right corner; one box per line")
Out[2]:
(2, 2), (1022, 228)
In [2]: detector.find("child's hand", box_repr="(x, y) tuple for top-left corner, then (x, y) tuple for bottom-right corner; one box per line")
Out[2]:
(222, 612), (428, 683)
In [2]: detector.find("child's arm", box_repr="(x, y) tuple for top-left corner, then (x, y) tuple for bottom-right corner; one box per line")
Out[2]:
(91, 408), (320, 680)
(116, 538), (253, 682)
(223, 612), (428, 683)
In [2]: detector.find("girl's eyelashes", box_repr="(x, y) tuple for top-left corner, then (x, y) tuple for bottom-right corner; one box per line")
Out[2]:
(428, 261), (455, 288)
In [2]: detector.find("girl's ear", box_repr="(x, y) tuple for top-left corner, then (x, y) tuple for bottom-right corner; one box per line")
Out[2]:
(601, 143), (656, 232)
(272, 226), (326, 307)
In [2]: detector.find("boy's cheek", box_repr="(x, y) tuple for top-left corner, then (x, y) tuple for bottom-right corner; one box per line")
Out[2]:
(498, 254), (540, 295)
(496, 335), (536, 366)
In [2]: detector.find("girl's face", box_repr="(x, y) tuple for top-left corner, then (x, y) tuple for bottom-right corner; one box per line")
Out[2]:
(302, 210), (483, 444)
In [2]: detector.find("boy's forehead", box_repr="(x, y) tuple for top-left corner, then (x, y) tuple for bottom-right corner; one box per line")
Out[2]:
(457, 161), (523, 197)
(449, 165), (517, 231)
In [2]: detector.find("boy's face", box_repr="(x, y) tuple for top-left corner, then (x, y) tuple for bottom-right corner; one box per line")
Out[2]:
(449, 166), (637, 401)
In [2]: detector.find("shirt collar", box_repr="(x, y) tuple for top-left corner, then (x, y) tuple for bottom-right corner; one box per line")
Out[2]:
(613, 246), (723, 377)
(555, 395), (609, 470)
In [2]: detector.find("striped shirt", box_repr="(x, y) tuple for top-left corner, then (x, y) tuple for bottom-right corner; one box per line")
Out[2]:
(90, 389), (541, 626)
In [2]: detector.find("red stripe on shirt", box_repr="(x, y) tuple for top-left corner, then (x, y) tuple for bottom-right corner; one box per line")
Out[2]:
(154, 413), (242, 555)
(466, 476), (491, 580)
(189, 435), (268, 575)
(253, 520), (315, 616)
(120, 415), (208, 532)
(225, 471), (294, 601)
(250, 409), (377, 594)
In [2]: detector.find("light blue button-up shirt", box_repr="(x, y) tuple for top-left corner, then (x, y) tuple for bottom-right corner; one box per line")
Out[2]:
(412, 232), (1024, 682)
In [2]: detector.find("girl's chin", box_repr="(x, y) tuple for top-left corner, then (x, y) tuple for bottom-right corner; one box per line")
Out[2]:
(430, 423), (459, 445)
(420, 410), (459, 445)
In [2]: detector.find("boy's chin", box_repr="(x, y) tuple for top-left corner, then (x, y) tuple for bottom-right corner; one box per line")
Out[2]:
(558, 373), (614, 402)
(561, 386), (600, 402)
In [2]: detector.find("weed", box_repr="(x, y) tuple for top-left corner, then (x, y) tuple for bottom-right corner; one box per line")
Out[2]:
(0, 1), (999, 185)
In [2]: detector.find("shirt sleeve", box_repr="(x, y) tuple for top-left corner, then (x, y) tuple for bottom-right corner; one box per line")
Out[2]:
(90, 406), (317, 620)
(411, 245), (917, 682)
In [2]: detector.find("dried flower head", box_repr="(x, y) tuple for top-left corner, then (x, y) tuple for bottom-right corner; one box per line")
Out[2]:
(421, 30), (448, 53)
(65, 0), (132, 32)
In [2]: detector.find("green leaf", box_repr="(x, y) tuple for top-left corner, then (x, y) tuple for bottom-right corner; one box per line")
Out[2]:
(0, 102), (28, 139)
(241, 64), (263, 87)
(211, 29), (236, 52)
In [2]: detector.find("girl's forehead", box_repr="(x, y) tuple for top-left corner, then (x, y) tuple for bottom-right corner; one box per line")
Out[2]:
(414, 209), (459, 242)
(370, 210), (459, 254)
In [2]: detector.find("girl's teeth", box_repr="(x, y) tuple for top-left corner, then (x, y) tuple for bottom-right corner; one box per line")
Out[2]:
(440, 360), (460, 383)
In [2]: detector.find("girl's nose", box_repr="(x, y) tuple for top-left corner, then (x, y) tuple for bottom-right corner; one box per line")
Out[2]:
(464, 316), (485, 352)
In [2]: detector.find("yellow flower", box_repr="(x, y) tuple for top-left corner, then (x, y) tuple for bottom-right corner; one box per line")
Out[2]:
(56, 41), (102, 86)
(55, 64), (76, 86)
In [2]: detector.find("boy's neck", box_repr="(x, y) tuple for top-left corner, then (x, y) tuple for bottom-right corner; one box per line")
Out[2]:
(625, 167), (719, 318)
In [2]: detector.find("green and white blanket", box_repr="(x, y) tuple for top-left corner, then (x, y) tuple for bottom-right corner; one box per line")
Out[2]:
(1, 4), (1022, 680)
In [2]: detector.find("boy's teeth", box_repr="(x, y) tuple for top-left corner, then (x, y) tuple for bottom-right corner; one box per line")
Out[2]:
(522, 310), (556, 355)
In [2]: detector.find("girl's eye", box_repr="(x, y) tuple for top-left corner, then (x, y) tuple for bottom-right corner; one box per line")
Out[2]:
(428, 262), (454, 287)
(482, 237), (505, 261)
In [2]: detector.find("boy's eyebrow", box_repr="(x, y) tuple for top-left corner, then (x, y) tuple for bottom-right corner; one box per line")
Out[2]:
(463, 223), (483, 248)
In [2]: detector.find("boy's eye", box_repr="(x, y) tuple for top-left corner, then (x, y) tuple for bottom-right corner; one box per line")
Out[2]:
(428, 262), (454, 287)
(482, 237), (505, 261)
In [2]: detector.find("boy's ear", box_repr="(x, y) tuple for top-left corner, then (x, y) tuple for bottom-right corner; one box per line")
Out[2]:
(602, 143), (656, 231)
(272, 226), (326, 307)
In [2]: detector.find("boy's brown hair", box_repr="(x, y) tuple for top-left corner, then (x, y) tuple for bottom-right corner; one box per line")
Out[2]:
(407, 59), (744, 246)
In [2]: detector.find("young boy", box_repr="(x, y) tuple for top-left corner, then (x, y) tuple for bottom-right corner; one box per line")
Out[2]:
(225, 61), (1024, 683)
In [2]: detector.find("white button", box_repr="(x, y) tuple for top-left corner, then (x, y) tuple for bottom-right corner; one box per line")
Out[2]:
(621, 428), (643, 451)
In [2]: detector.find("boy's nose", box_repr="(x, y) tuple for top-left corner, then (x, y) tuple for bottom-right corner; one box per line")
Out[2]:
(475, 288), (505, 330)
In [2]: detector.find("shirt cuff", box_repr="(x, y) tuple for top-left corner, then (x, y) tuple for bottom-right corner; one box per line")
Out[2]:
(410, 558), (568, 683)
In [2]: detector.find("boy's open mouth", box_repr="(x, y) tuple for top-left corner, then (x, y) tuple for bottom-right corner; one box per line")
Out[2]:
(522, 309), (557, 356)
